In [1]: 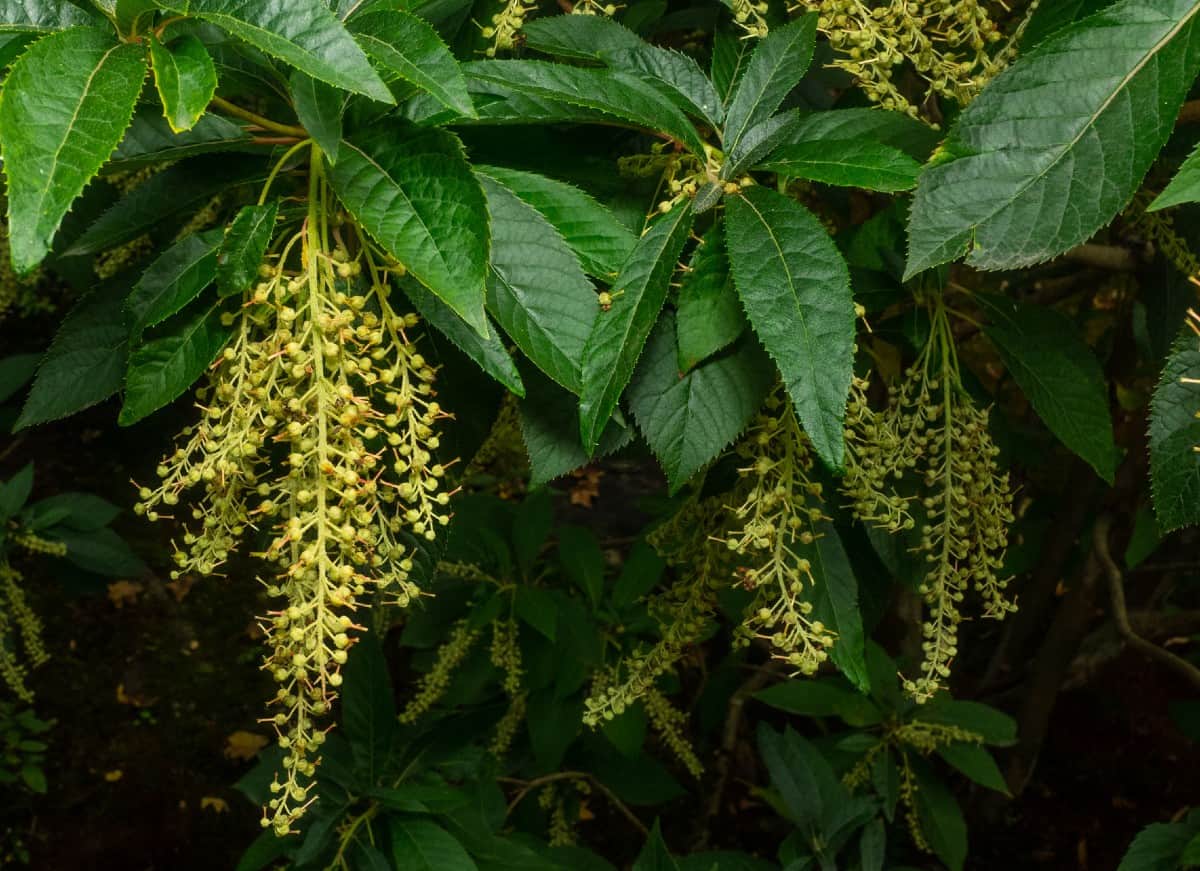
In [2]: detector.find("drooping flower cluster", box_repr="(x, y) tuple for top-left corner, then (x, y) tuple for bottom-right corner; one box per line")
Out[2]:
(0, 538), (53, 702)
(136, 160), (455, 832)
(843, 295), (1015, 702)
(398, 620), (479, 724)
(794, 0), (1038, 119)
(1125, 189), (1200, 279)
(481, 0), (537, 56)
(727, 395), (838, 674)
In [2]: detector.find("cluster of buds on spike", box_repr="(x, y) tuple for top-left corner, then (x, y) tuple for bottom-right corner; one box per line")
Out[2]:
(481, 0), (537, 56)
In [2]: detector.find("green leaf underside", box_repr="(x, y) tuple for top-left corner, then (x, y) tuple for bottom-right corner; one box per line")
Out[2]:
(1149, 328), (1200, 531)
(757, 140), (921, 192)
(479, 174), (596, 394)
(1150, 140), (1200, 209)
(675, 222), (745, 370)
(721, 15), (817, 157)
(290, 70), (344, 164)
(474, 165), (635, 279)
(349, 8), (475, 118)
(975, 292), (1118, 483)
(579, 203), (694, 451)
(402, 279), (524, 396)
(109, 108), (251, 167)
(328, 122), (490, 335)
(127, 229), (223, 337)
(630, 312), (770, 491)
(149, 34), (217, 133)
(0, 27), (146, 273)
(905, 0), (1200, 277)
(120, 303), (232, 426)
(464, 60), (708, 156)
(16, 279), (130, 429)
(218, 201), (279, 299)
(725, 186), (855, 471)
(160, 0), (393, 103)
(0, 1), (94, 32)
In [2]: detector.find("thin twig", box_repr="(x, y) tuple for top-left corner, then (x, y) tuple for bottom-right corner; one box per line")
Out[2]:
(501, 771), (648, 836)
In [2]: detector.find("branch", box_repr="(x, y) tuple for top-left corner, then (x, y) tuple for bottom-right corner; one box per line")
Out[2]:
(501, 771), (648, 837)
(1094, 517), (1200, 691)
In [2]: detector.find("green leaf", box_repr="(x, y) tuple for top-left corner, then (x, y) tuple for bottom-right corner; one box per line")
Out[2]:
(217, 201), (279, 298)
(558, 525), (605, 606)
(0, 353), (39, 405)
(632, 820), (680, 871)
(974, 293), (1118, 482)
(290, 70), (343, 163)
(710, 22), (751, 101)
(526, 688), (583, 771)
(0, 27), (146, 273)
(127, 229), (222, 338)
(475, 165), (635, 279)
(389, 819), (478, 871)
(756, 724), (826, 833)
(772, 107), (942, 161)
(674, 222), (745, 370)
(579, 203), (694, 451)
(329, 122), (490, 335)
(1150, 327), (1200, 531)
(859, 818), (886, 871)
(756, 140), (921, 192)
(1119, 819), (1200, 871)
(1152, 140), (1200, 210)
(807, 521), (869, 691)
(629, 312), (771, 492)
(519, 364), (633, 487)
(349, 7), (474, 117)
(918, 699), (1018, 746)
(464, 60), (708, 157)
(904, 0), (1200, 277)
(521, 14), (643, 59)
(160, 0), (393, 102)
(0, 464), (33, 520)
(754, 680), (881, 726)
(725, 186), (855, 471)
(19, 764), (46, 794)
(149, 34), (216, 133)
(23, 492), (120, 532)
(109, 108), (251, 168)
(92, 0), (158, 35)
(936, 742), (1009, 795)
(51, 525), (146, 576)
(119, 303), (232, 425)
(515, 586), (557, 641)
(912, 761), (967, 871)
(479, 174), (596, 394)
(0, 1), (93, 31)
(341, 630), (396, 784)
(16, 279), (130, 429)
(402, 279), (524, 397)
(721, 15), (816, 157)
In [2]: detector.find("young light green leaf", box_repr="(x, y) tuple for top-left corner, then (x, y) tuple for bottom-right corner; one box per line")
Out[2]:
(1149, 326), (1200, 531)
(756, 140), (921, 192)
(120, 303), (232, 425)
(348, 7), (475, 118)
(126, 229), (222, 338)
(290, 70), (343, 163)
(474, 165), (635, 279)
(721, 15), (816, 157)
(149, 34), (216, 133)
(975, 293), (1118, 483)
(15, 278), (131, 429)
(401, 279), (524, 397)
(464, 60), (708, 156)
(328, 122), (490, 335)
(579, 203), (694, 451)
(479, 174), (596, 394)
(905, 0), (1200, 277)
(629, 312), (770, 492)
(0, 1), (94, 31)
(109, 108), (251, 168)
(675, 222), (745, 371)
(217, 201), (279, 298)
(1150, 141), (1200, 210)
(0, 27), (146, 273)
(159, 0), (393, 102)
(389, 819), (477, 871)
(725, 186), (855, 471)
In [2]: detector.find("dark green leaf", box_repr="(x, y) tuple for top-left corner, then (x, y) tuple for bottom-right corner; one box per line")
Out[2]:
(475, 165), (635, 279)
(329, 122), (490, 335)
(756, 724), (825, 833)
(522, 14), (642, 59)
(912, 761), (967, 871)
(126, 229), (222, 338)
(675, 221), (745, 370)
(1118, 819), (1200, 871)
(342, 630), (396, 784)
(936, 742), (1009, 795)
(0, 463), (33, 519)
(479, 174), (596, 393)
(632, 820), (680, 871)
(579, 203), (694, 451)
(290, 70), (343, 163)
(629, 312), (771, 492)
(217, 201), (279, 298)
(558, 524), (604, 606)
(526, 688), (582, 771)
(725, 186), (855, 471)
(918, 699), (1018, 747)
(710, 22), (751, 101)
(859, 819), (885, 871)
(119, 303), (232, 425)
(0, 1), (93, 31)
(19, 764), (46, 793)
(975, 293), (1118, 483)
(515, 586), (557, 641)
(1150, 326), (1200, 531)
(721, 16), (816, 157)
(0, 27), (146, 272)
(23, 491), (120, 532)
(757, 140), (921, 192)
(160, 0), (393, 102)
(808, 522), (869, 691)
(754, 680), (881, 726)
(772, 107), (941, 161)
(1151, 141), (1200, 210)
(905, 0), (1200, 277)
(0, 353), (39, 405)
(149, 34), (216, 133)
(390, 818), (478, 871)
(51, 525), (147, 576)
(109, 108), (251, 168)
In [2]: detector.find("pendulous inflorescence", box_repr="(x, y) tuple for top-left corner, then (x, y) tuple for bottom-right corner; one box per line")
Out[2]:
(843, 294), (1015, 702)
(0, 534), (56, 703)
